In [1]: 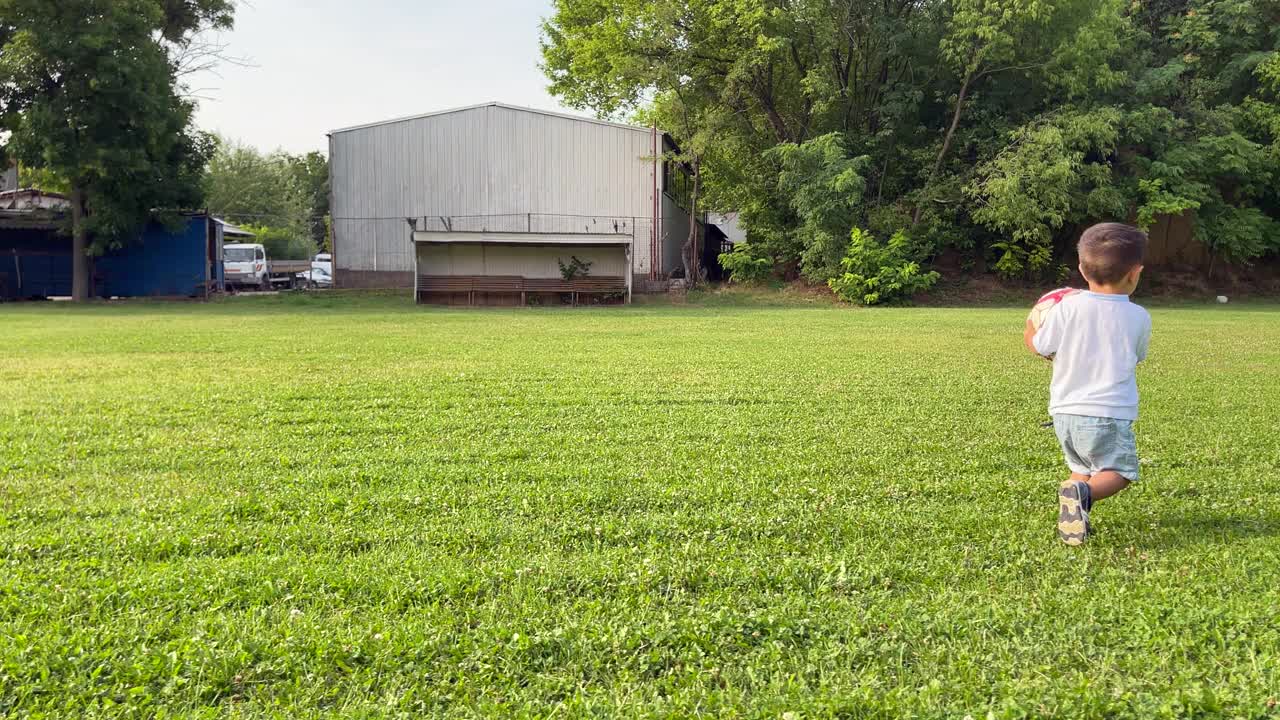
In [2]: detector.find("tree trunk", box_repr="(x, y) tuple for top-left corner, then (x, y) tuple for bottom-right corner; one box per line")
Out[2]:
(912, 69), (974, 227)
(70, 184), (90, 302)
(682, 157), (701, 287)
(876, 154), (890, 205)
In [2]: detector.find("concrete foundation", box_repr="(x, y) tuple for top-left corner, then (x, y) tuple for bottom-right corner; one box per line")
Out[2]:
(633, 278), (671, 293)
(336, 270), (414, 289)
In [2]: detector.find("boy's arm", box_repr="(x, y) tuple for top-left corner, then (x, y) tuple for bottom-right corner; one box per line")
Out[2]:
(1136, 313), (1152, 362)
(1023, 318), (1040, 354)
(1026, 309), (1062, 359)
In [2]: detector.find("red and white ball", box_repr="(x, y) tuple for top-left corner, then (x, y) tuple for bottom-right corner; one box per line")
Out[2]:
(1028, 287), (1081, 332)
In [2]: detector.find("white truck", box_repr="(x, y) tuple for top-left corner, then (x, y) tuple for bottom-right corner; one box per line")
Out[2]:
(223, 243), (314, 291)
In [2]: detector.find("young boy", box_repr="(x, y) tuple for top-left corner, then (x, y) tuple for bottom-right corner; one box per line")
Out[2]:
(1023, 223), (1152, 545)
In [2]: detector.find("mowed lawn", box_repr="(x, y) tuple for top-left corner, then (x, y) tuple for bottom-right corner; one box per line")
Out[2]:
(2, 294), (1278, 719)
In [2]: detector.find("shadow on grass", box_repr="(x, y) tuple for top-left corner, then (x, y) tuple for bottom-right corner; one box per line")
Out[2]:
(1125, 510), (1278, 551)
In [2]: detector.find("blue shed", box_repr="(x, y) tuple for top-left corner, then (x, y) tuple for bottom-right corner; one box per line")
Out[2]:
(0, 212), (224, 300)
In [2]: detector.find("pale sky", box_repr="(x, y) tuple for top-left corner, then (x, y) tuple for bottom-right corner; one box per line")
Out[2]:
(189, 0), (588, 155)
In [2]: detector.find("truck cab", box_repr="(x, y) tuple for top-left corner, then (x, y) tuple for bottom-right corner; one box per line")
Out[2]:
(224, 243), (269, 290)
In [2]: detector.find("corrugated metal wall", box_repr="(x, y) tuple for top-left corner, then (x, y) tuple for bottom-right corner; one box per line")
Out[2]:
(660, 195), (690, 276)
(96, 218), (210, 297)
(331, 105), (660, 276)
(0, 217), (210, 299)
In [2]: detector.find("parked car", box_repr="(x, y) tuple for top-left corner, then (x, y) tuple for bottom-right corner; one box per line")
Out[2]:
(296, 266), (333, 289)
(312, 253), (332, 276)
(224, 243), (269, 290)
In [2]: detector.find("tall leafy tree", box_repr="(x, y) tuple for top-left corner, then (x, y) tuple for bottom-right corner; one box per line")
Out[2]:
(967, 0), (1280, 277)
(918, 0), (1126, 224)
(0, 0), (232, 301)
(544, 0), (1278, 298)
(203, 137), (307, 230)
(286, 151), (330, 250)
(543, 0), (813, 282)
(542, 0), (945, 281)
(202, 138), (329, 258)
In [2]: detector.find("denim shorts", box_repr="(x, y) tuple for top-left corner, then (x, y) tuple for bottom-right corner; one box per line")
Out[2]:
(1052, 414), (1140, 481)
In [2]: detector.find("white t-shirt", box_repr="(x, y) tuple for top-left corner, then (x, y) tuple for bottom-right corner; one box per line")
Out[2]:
(1033, 291), (1151, 420)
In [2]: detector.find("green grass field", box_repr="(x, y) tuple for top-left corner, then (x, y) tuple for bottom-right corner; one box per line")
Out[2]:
(2, 294), (1278, 718)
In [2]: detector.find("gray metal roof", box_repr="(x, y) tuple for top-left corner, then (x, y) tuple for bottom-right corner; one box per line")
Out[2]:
(328, 102), (652, 136)
(213, 218), (255, 238)
(412, 231), (632, 245)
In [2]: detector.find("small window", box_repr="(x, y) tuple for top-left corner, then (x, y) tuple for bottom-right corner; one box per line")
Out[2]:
(256, 248), (266, 261)
(664, 160), (694, 212)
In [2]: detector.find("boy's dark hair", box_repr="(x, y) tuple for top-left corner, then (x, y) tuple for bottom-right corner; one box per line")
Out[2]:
(1078, 223), (1147, 285)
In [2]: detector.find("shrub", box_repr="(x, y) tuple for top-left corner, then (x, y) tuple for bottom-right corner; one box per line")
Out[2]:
(766, 133), (872, 282)
(558, 255), (592, 280)
(718, 242), (773, 283)
(828, 228), (939, 305)
(242, 224), (315, 260)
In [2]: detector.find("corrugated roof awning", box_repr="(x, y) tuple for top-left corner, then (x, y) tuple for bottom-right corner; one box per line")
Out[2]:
(412, 231), (631, 245)
(0, 209), (64, 231)
(214, 218), (255, 238)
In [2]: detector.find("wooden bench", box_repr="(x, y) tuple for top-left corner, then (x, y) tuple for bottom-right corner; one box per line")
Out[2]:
(521, 278), (572, 306)
(571, 276), (626, 292)
(471, 275), (525, 305)
(572, 276), (627, 305)
(470, 276), (524, 292)
(417, 275), (627, 305)
(418, 275), (473, 291)
(523, 278), (572, 292)
(417, 275), (473, 304)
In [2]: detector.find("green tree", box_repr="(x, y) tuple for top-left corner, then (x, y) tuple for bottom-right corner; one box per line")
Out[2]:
(203, 139), (328, 258)
(203, 138), (306, 229)
(967, 108), (1126, 278)
(0, 0), (232, 301)
(544, 0), (1280, 297)
(766, 133), (871, 280)
(967, 0), (1280, 276)
(718, 242), (774, 283)
(1127, 0), (1280, 270)
(286, 151), (330, 250)
(543, 0), (815, 283)
(916, 0), (1127, 225)
(240, 224), (315, 261)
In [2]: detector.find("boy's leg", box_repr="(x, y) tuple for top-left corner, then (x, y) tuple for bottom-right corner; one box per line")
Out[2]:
(1058, 474), (1092, 546)
(1087, 471), (1129, 502)
(1054, 416), (1094, 545)
(1058, 472), (1128, 546)
(1068, 472), (1093, 507)
(1086, 420), (1138, 504)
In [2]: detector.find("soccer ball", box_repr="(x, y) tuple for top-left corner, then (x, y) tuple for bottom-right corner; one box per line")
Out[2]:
(1028, 287), (1081, 332)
